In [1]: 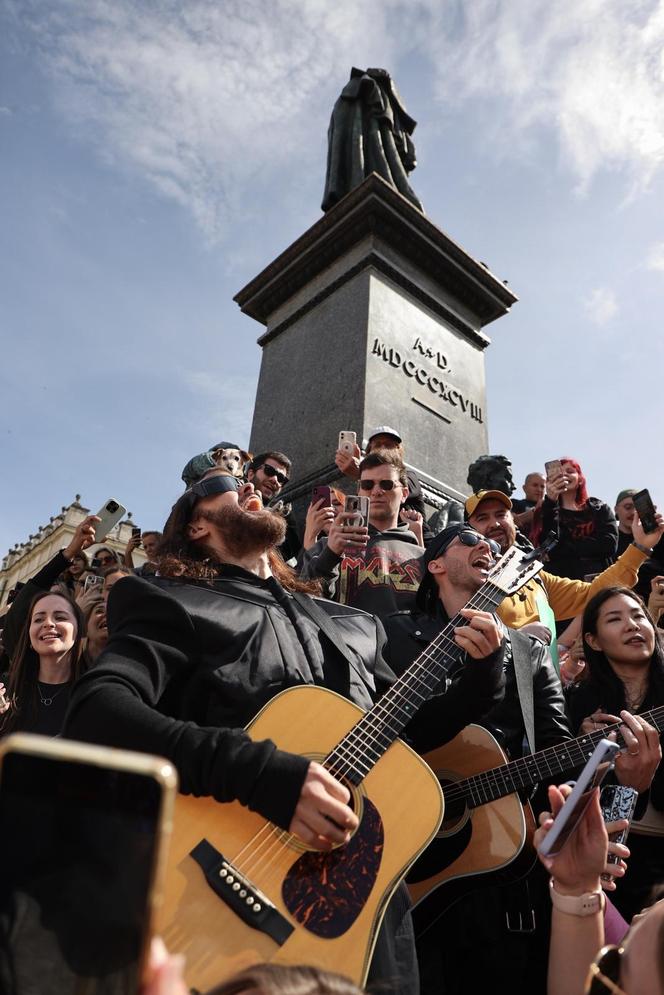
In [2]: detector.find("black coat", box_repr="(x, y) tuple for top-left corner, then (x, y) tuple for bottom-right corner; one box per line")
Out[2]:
(65, 569), (505, 830)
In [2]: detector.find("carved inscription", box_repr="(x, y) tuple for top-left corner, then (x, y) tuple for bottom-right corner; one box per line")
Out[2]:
(371, 337), (483, 424)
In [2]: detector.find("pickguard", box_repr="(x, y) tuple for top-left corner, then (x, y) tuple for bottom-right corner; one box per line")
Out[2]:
(282, 797), (384, 938)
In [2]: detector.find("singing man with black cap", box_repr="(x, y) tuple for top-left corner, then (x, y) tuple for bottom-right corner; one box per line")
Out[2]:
(383, 523), (572, 995)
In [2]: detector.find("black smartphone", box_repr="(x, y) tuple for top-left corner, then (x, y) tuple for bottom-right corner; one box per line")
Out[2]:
(544, 459), (562, 479)
(633, 489), (658, 534)
(0, 733), (177, 995)
(131, 526), (142, 539)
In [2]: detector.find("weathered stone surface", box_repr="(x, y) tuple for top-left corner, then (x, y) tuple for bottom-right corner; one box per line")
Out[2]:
(235, 173), (517, 521)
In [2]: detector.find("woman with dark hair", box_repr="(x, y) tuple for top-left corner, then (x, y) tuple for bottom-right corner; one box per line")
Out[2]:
(534, 457), (618, 580)
(567, 586), (664, 920)
(58, 550), (89, 596)
(0, 589), (86, 737)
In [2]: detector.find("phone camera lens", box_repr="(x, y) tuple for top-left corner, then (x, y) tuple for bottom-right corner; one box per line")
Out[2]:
(107, 501), (119, 513)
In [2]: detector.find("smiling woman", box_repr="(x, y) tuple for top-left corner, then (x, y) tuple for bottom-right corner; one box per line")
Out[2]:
(0, 591), (87, 738)
(566, 587), (664, 921)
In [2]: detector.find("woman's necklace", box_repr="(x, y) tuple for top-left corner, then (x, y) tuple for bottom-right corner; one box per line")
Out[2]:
(37, 681), (70, 707)
(624, 677), (648, 712)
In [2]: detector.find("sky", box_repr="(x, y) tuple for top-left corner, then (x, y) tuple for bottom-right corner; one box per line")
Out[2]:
(2, 0), (664, 557)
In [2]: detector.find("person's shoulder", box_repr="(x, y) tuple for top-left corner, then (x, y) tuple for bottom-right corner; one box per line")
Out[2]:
(310, 595), (374, 621)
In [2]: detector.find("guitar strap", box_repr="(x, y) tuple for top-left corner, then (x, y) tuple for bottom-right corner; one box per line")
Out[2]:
(509, 629), (536, 755)
(290, 591), (376, 696)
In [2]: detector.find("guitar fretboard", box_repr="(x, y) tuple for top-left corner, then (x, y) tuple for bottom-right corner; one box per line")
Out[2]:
(456, 705), (664, 809)
(325, 582), (506, 785)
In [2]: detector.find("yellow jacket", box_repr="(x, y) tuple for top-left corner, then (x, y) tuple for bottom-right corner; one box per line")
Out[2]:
(497, 544), (646, 628)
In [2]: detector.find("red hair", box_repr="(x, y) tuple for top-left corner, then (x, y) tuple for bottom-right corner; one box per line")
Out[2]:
(560, 457), (589, 508)
(530, 457), (589, 546)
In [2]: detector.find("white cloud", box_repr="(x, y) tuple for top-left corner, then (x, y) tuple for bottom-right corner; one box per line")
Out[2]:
(424, 0), (664, 196)
(646, 240), (664, 271)
(584, 286), (618, 325)
(12, 0), (664, 239)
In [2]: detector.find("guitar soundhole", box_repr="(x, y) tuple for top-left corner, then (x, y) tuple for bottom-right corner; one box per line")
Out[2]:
(438, 777), (469, 837)
(282, 797), (384, 938)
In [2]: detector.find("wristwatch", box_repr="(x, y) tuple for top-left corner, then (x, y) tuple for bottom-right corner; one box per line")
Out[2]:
(549, 879), (605, 916)
(633, 541), (654, 555)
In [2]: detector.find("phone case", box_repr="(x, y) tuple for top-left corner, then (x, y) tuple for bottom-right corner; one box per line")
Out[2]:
(601, 784), (638, 864)
(537, 739), (621, 857)
(344, 494), (370, 527)
(93, 497), (127, 541)
(633, 489), (658, 533)
(339, 431), (357, 454)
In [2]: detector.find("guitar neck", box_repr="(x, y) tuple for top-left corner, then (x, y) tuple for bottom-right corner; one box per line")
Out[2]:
(463, 705), (664, 808)
(325, 581), (505, 785)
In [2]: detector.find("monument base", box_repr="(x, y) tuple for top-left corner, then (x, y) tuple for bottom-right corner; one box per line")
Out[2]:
(234, 173), (517, 526)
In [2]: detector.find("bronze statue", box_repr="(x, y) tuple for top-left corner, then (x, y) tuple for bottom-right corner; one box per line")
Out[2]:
(467, 455), (516, 497)
(322, 67), (423, 212)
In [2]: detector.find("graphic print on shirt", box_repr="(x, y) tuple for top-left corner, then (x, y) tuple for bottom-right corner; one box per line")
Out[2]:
(339, 548), (423, 604)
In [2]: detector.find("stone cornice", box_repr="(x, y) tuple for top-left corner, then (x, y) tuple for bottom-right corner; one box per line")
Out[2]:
(234, 173), (518, 331)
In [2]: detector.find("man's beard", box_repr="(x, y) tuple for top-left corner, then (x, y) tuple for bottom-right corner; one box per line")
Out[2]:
(199, 503), (286, 559)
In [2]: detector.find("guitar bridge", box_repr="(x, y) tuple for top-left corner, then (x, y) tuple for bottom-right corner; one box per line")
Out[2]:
(189, 839), (294, 945)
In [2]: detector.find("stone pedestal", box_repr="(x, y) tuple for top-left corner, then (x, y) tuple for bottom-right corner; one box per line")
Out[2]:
(234, 173), (517, 518)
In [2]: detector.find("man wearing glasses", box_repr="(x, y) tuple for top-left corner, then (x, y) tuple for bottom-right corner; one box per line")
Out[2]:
(301, 450), (424, 619)
(246, 451), (302, 563)
(382, 521), (572, 995)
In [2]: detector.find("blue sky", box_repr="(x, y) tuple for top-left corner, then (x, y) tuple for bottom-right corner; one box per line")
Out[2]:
(2, 0), (664, 556)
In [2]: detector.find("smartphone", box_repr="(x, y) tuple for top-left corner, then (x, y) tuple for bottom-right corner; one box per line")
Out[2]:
(544, 460), (562, 479)
(633, 488), (658, 534)
(131, 526), (142, 540)
(344, 494), (370, 528)
(537, 739), (621, 857)
(0, 687), (8, 710)
(0, 733), (177, 995)
(83, 574), (104, 594)
(312, 485), (332, 508)
(600, 784), (638, 869)
(93, 498), (127, 542)
(338, 431), (357, 455)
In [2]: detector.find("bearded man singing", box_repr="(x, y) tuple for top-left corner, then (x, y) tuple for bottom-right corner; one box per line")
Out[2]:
(65, 471), (505, 995)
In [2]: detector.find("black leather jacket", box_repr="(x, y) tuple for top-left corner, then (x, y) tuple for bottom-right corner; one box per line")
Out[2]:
(65, 569), (505, 830)
(384, 606), (571, 760)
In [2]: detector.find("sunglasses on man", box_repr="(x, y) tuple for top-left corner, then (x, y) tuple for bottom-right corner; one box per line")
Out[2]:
(453, 530), (501, 558)
(258, 464), (289, 486)
(359, 478), (401, 492)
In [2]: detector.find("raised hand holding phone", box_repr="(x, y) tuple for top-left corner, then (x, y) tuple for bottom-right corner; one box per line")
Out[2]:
(537, 739), (620, 858)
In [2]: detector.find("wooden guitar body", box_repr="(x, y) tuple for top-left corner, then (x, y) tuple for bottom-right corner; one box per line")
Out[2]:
(157, 685), (444, 992)
(408, 725), (537, 921)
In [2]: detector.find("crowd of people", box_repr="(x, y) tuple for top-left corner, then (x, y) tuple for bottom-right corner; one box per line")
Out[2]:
(1, 427), (664, 995)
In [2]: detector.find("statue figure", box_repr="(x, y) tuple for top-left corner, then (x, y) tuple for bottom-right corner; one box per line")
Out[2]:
(467, 455), (516, 497)
(322, 67), (423, 212)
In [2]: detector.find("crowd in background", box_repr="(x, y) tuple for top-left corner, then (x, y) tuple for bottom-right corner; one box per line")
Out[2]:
(1, 424), (664, 995)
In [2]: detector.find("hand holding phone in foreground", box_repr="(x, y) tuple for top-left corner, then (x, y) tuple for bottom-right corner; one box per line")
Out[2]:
(535, 784), (629, 894)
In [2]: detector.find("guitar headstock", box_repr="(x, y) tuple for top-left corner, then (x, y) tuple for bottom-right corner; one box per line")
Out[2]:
(487, 545), (544, 596)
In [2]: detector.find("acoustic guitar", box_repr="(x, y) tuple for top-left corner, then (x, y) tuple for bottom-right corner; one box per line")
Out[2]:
(156, 545), (544, 991)
(408, 704), (664, 928)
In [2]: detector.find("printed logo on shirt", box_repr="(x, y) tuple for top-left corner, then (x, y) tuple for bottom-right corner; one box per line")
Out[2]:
(339, 548), (423, 605)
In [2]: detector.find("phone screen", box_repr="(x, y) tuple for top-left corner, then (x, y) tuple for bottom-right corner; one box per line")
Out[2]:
(0, 749), (165, 994)
(540, 744), (618, 857)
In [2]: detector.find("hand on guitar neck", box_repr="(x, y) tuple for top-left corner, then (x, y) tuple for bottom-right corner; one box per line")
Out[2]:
(289, 761), (359, 850)
(452, 609), (503, 659)
(579, 709), (662, 794)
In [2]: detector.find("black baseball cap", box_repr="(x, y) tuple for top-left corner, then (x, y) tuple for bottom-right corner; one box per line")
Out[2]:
(416, 524), (482, 612)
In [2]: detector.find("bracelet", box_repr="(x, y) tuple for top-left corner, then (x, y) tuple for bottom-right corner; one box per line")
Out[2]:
(633, 541), (654, 555)
(549, 879), (605, 916)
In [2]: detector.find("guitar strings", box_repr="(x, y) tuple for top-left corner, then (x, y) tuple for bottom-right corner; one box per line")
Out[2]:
(224, 576), (529, 883)
(440, 704), (664, 809)
(229, 588), (503, 882)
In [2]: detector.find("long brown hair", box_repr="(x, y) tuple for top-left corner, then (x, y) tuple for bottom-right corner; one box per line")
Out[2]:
(1, 590), (86, 734)
(207, 963), (365, 995)
(157, 491), (321, 594)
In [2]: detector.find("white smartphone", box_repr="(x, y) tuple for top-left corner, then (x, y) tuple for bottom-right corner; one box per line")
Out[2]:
(338, 431), (357, 455)
(93, 498), (127, 542)
(537, 739), (621, 857)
